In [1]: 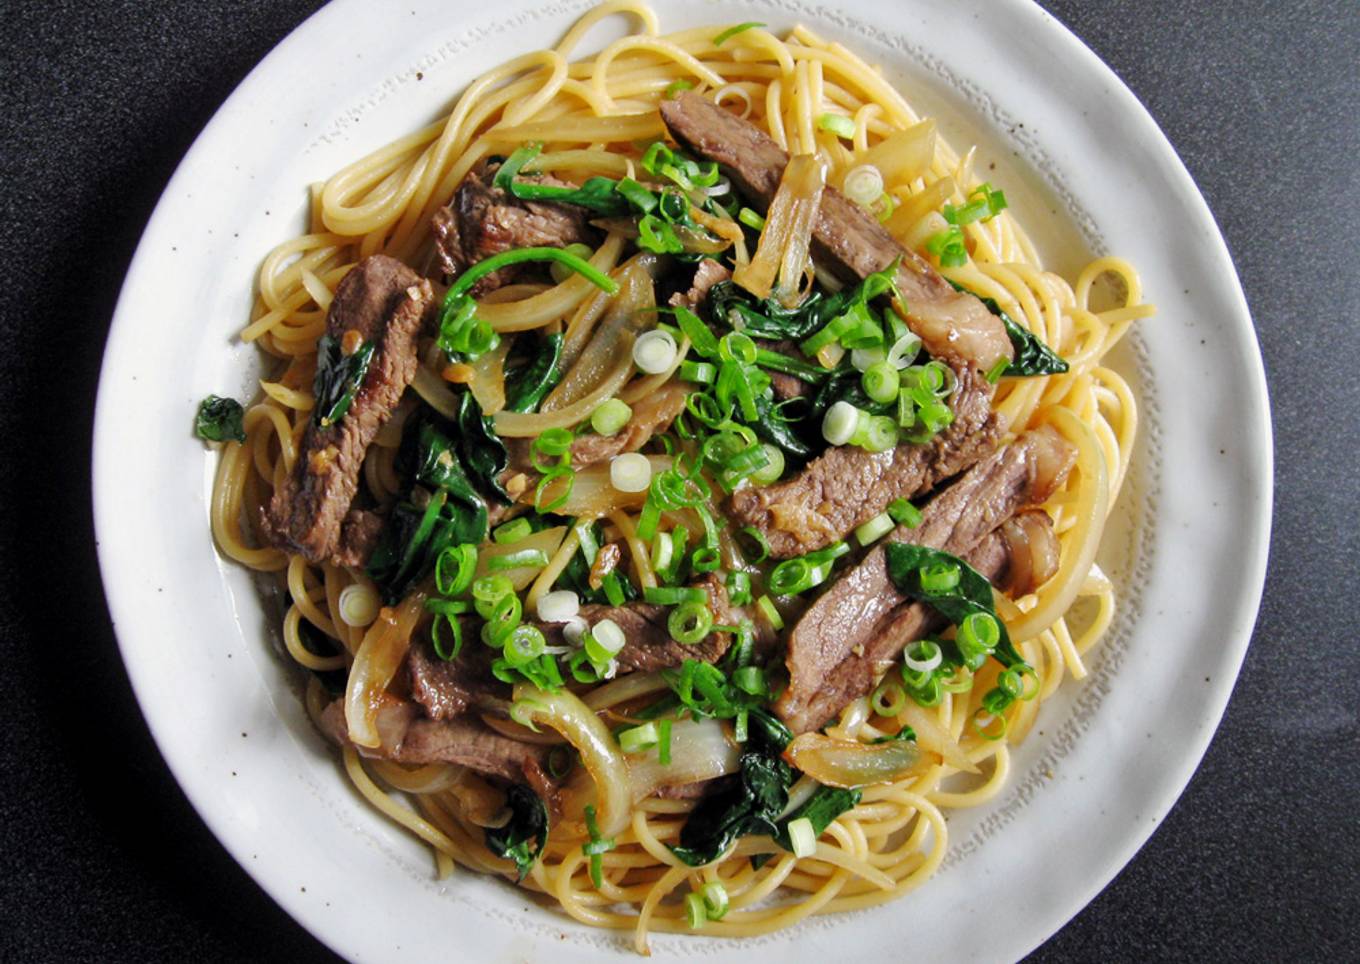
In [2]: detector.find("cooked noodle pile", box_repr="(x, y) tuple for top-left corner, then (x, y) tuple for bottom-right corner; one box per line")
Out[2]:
(208, 1), (1152, 949)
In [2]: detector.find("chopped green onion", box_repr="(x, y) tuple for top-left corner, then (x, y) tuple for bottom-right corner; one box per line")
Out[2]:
(644, 585), (708, 606)
(756, 594), (783, 630)
(786, 817), (817, 858)
(737, 527), (770, 564)
(712, 21), (765, 45)
(663, 79), (694, 98)
(767, 542), (848, 595)
(822, 400), (862, 446)
(862, 361), (901, 404)
(956, 611), (1000, 664)
(886, 332), (922, 369)
(870, 680), (908, 717)
(338, 583), (381, 628)
(532, 427), (574, 464)
(633, 329), (679, 374)
(887, 498), (922, 528)
(503, 624), (547, 666)
(445, 246), (617, 305)
(651, 530), (674, 574)
(487, 548), (550, 572)
(574, 518), (600, 564)
(842, 164), (883, 205)
(816, 113), (856, 139)
(589, 618), (626, 656)
(918, 562), (961, 594)
(726, 570), (752, 606)
(656, 717), (673, 765)
(854, 511), (894, 546)
(701, 881), (729, 920)
(749, 443), (785, 486)
(668, 601), (714, 644)
(690, 546), (721, 573)
(732, 665), (767, 696)
(925, 225), (968, 268)
(903, 638), (944, 674)
(471, 574), (515, 617)
(737, 207), (766, 231)
(591, 398), (632, 436)
(619, 722), (659, 754)
(533, 466), (574, 513)
(492, 518), (532, 545)
(985, 357), (1010, 384)
(434, 543), (478, 597)
(536, 589), (580, 623)
(684, 891), (707, 928)
(861, 414), (899, 452)
(972, 707), (1008, 741)
(679, 360), (717, 384)
(583, 804), (615, 888)
(718, 331), (757, 364)
(610, 452), (653, 493)
(509, 697), (545, 731)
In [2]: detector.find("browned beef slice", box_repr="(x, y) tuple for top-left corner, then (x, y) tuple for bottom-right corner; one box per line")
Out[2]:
(432, 162), (594, 296)
(668, 258), (732, 310)
(319, 698), (556, 803)
(264, 255), (432, 564)
(407, 635), (512, 721)
(788, 510), (1057, 733)
(660, 92), (1013, 371)
(775, 427), (1077, 733)
(332, 508), (386, 568)
(728, 361), (999, 559)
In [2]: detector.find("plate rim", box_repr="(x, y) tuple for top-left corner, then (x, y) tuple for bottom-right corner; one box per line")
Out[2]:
(91, 0), (1273, 959)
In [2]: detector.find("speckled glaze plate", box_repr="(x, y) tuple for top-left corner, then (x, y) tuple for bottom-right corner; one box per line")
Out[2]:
(92, 0), (1270, 960)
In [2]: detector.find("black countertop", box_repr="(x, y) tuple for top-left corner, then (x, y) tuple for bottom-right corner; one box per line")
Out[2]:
(1, 1), (1355, 960)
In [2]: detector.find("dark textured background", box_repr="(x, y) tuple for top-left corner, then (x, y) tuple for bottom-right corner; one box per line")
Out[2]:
(1, 0), (1356, 960)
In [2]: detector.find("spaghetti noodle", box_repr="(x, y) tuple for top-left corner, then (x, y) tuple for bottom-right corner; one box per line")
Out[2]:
(207, 2), (1152, 950)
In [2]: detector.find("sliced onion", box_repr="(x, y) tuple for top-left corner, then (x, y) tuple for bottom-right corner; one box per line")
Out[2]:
(733, 153), (827, 308)
(512, 682), (631, 837)
(527, 457), (671, 516)
(474, 527), (566, 590)
(782, 732), (928, 788)
(344, 595), (425, 748)
(858, 119), (937, 186)
(624, 717), (740, 803)
(897, 701), (978, 774)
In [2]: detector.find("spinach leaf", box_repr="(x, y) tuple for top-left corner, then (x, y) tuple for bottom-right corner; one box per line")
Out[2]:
(368, 414), (491, 602)
(772, 786), (861, 853)
(484, 784), (548, 881)
(671, 752), (793, 866)
(194, 394), (246, 443)
(709, 280), (829, 340)
(312, 334), (376, 427)
(457, 392), (510, 501)
(883, 542), (1025, 668)
(508, 175), (635, 216)
(752, 393), (814, 460)
(504, 332), (564, 413)
(947, 280), (1068, 376)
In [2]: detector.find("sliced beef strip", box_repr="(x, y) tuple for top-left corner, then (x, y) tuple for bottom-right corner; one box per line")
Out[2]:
(319, 698), (557, 804)
(788, 509), (1057, 733)
(407, 634), (512, 721)
(432, 161), (594, 297)
(660, 92), (1013, 373)
(775, 426), (1077, 733)
(667, 258), (732, 311)
(728, 360), (1000, 559)
(332, 508), (386, 568)
(264, 255), (433, 564)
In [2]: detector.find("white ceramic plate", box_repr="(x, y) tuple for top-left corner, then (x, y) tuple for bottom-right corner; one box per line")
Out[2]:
(92, 0), (1271, 960)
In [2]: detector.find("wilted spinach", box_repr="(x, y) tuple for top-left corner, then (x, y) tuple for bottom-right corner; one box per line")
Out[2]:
(194, 395), (246, 443)
(312, 334), (375, 427)
(504, 332), (564, 413)
(483, 785), (548, 880)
